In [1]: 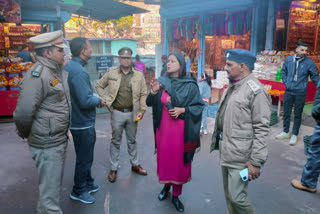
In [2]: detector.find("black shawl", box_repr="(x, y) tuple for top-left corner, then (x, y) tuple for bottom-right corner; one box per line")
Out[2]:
(146, 75), (204, 163)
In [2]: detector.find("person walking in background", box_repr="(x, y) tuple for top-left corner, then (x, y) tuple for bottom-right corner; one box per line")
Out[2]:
(181, 50), (191, 74)
(291, 82), (320, 193)
(147, 52), (204, 213)
(198, 71), (212, 135)
(161, 54), (167, 76)
(17, 44), (34, 62)
(134, 54), (147, 74)
(211, 49), (271, 214)
(276, 41), (319, 146)
(64, 37), (106, 204)
(96, 47), (148, 183)
(14, 30), (70, 214)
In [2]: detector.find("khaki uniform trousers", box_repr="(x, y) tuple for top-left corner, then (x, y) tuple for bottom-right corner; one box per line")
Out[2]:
(110, 110), (139, 170)
(221, 166), (255, 214)
(29, 142), (67, 214)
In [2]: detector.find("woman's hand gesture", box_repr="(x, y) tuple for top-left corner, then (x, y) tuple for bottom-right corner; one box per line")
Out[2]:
(150, 78), (161, 94)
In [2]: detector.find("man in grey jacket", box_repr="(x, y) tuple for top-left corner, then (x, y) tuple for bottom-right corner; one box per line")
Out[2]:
(14, 30), (70, 214)
(211, 49), (271, 214)
(276, 41), (319, 146)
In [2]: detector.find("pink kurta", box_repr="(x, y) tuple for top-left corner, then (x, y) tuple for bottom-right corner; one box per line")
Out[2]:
(156, 91), (191, 185)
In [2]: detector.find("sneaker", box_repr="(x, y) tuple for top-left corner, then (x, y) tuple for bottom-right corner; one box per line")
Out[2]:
(87, 184), (100, 194)
(289, 135), (298, 146)
(200, 130), (203, 134)
(70, 191), (95, 204)
(275, 131), (291, 140)
(203, 130), (208, 135)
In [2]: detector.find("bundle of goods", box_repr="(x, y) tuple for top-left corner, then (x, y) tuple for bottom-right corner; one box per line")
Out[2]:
(8, 75), (22, 90)
(253, 50), (295, 81)
(0, 76), (8, 90)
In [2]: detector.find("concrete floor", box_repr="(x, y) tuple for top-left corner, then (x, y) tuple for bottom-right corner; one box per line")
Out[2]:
(1, 109), (320, 214)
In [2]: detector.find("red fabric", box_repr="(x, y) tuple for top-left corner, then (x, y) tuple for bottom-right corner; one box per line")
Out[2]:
(258, 79), (317, 104)
(0, 90), (19, 116)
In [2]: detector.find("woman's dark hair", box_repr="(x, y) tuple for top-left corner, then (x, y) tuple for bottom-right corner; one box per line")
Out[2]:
(35, 46), (54, 57)
(70, 37), (87, 57)
(167, 52), (186, 78)
(135, 55), (140, 61)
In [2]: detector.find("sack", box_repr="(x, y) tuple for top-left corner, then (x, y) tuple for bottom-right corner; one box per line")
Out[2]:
(207, 103), (219, 118)
(198, 81), (211, 98)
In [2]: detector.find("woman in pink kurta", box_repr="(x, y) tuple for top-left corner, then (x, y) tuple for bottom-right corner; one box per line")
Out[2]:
(156, 90), (192, 190)
(146, 53), (204, 213)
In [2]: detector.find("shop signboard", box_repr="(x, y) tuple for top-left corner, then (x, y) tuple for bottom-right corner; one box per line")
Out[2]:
(96, 56), (112, 70)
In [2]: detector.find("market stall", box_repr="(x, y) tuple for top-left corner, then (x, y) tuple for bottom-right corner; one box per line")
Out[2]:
(0, 1), (39, 116)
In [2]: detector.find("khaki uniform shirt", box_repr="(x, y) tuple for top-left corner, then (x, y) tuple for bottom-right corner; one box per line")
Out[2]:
(217, 86), (234, 131)
(210, 73), (271, 169)
(14, 56), (71, 148)
(95, 66), (147, 121)
(112, 69), (133, 109)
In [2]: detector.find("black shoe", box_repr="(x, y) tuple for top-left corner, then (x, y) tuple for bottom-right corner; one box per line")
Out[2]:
(158, 185), (170, 201)
(172, 196), (184, 213)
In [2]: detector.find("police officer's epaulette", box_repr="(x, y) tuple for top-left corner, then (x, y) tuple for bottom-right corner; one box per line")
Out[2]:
(31, 64), (43, 77)
(247, 80), (261, 95)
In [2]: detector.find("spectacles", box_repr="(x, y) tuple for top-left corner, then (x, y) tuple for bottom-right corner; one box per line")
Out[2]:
(120, 57), (132, 60)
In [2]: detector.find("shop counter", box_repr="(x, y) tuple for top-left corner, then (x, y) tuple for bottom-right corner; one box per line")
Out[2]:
(0, 91), (19, 116)
(258, 79), (317, 104)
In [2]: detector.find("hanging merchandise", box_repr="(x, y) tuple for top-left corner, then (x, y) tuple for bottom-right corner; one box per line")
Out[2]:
(3, 0), (21, 24)
(205, 10), (252, 36)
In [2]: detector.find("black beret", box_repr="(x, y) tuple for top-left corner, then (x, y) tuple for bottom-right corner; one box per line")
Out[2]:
(225, 49), (256, 70)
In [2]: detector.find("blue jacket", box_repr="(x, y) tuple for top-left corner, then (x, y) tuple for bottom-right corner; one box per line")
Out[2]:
(64, 57), (101, 128)
(281, 55), (319, 95)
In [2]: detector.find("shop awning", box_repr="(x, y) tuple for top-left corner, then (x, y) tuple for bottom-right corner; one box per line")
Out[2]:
(74, 0), (149, 22)
(21, 0), (149, 22)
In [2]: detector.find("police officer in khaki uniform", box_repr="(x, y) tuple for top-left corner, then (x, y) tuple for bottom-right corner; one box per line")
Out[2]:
(14, 30), (70, 214)
(210, 49), (271, 214)
(96, 47), (148, 183)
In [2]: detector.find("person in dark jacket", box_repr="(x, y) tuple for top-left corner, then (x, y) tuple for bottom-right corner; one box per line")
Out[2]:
(276, 41), (319, 146)
(291, 82), (320, 193)
(161, 55), (168, 76)
(64, 37), (105, 204)
(17, 44), (34, 62)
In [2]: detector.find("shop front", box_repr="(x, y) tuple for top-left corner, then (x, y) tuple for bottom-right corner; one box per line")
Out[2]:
(0, 0), (148, 117)
(254, 0), (320, 104)
(160, 0), (318, 104)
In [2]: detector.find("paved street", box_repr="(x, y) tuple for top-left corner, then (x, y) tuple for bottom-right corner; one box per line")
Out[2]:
(1, 109), (320, 214)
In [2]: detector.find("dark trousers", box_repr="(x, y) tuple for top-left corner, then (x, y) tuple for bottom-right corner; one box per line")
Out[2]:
(301, 125), (320, 189)
(71, 127), (96, 195)
(283, 93), (306, 135)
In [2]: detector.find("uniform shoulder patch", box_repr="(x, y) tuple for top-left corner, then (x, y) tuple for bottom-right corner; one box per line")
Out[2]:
(32, 64), (43, 77)
(247, 80), (261, 95)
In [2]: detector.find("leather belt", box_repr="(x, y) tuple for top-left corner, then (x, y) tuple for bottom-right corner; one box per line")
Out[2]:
(114, 107), (133, 113)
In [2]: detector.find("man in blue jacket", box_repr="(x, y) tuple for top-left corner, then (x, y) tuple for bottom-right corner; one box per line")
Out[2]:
(64, 37), (105, 204)
(276, 41), (319, 146)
